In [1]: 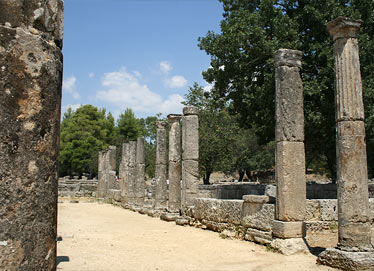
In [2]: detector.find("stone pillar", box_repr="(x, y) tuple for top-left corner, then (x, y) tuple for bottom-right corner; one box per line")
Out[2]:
(0, 1), (63, 270)
(119, 143), (129, 201)
(273, 49), (306, 239)
(181, 107), (199, 209)
(127, 141), (137, 205)
(154, 121), (168, 209)
(318, 17), (374, 270)
(168, 114), (182, 213)
(134, 138), (146, 206)
(106, 146), (117, 190)
(97, 150), (106, 198)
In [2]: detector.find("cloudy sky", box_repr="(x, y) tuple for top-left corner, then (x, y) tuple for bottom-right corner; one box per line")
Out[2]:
(62, 0), (222, 120)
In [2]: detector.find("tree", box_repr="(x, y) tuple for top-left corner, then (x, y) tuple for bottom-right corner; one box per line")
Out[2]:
(59, 105), (115, 177)
(198, 0), (374, 178)
(116, 108), (142, 142)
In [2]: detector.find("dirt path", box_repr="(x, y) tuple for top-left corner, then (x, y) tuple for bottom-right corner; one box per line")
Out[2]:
(57, 200), (336, 271)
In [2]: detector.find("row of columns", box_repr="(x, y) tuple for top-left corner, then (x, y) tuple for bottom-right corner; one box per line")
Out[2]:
(115, 107), (199, 215)
(275, 16), (373, 269)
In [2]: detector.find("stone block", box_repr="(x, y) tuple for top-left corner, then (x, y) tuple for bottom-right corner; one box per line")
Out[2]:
(182, 115), (199, 160)
(272, 220), (305, 238)
(274, 49), (302, 68)
(242, 203), (274, 231)
(319, 200), (337, 221)
(270, 238), (309, 256)
(242, 195), (269, 203)
(305, 200), (321, 221)
(317, 247), (374, 271)
(275, 141), (306, 221)
(244, 228), (272, 245)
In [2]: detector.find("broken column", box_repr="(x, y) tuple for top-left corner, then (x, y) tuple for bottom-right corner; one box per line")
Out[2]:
(97, 150), (106, 198)
(154, 121), (168, 209)
(134, 137), (146, 207)
(0, 1), (63, 270)
(318, 17), (374, 270)
(272, 49), (306, 241)
(127, 141), (137, 206)
(181, 106), (199, 210)
(167, 114), (182, 213)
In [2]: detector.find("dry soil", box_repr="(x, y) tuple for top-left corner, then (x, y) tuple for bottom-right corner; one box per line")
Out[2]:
(57, 200), (338, 271)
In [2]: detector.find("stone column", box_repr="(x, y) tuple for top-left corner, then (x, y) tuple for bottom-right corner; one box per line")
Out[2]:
(0, 1), (63, 270)
(106, 146), (117, 190)
(127, 141), (137, 205)
(119, 143), (129, 202)
(97, 150), (106, 198)
(318, 17), (374, 270)
(168, 114), (182, 213)
(154, 121), (168, 209)
(181, 107), (199, 209)
(273, 49), (306, 239)
(135, 138), (146, 206)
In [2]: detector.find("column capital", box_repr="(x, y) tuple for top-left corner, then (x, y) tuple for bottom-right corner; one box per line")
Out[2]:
(155, 120), (168, 129)
(168, 114), (182, 122)
(274, 49), (302, 68)
(327, 16), (363, 41)
(183, 106), (199, 116)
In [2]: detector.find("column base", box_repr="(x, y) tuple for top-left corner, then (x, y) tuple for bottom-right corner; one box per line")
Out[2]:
(317, 248), (374, 271)
(270, 238), (309, 255)
(272, 220), (305, 238)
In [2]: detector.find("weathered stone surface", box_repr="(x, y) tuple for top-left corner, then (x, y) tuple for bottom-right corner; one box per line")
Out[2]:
(106, 170), (117, 190)
(319, 200), (338, 221)
(275, 141), (306, 221)
(242, 203), (274, 232)
(182, 160), (200, 207)
(272, 220), (305, 238)
(175, 217), (190, 226)
(270, 238), (309, 256)
(119, 143), (129, 200)
(155, 121), (168, 209)
(328, 16), (371, 252)
(317, 248), (374, 271)
(134, 138), (145, 206)
(0, 1), (63, 270)
(242, 195), (269, 204)
(183, 106), (199, 116)
(107, 189), (122, 202)
(126, 141), (137, 205)
(168, 114), (182, 213)
(245, 228), (272, 245)
(275, 49), (304, 142)
(160, 213), (180, 222)
(97, 146), (117, 198)
(182, 115), (199, 160)
(305, 200), (321, 221)
(193, 198), (242, 225)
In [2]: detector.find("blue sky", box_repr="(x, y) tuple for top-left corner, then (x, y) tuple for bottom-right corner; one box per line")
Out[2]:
(62, 0), (223, 120)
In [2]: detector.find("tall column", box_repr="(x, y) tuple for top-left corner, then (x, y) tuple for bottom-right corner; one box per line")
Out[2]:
(273, 49), (306, 239)
(127, 141), (137, 205)
(155, 121), (168, 209)
(97, 150), (106, 198)
(135, 138), (146, 206)
(0, 1), (63, 270)
(318, 17), (374, 270)
(119, 143), (129, 202)
(167, 114), (182, 213)
(106, 146), (117, 190)
(181, 107), (199, 209)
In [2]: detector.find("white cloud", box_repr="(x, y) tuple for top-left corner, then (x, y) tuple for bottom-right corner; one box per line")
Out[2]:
(96, 67), (184, 115)
(164, 75), (187, 89)
(61, 103), (82, 117)
(160, 61), (172, 74)
(133, 71), (141, 78)
(62, 75), (80, 99)
(88, 72), (95, 78)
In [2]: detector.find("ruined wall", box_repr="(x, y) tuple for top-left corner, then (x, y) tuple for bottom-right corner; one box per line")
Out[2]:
(58, 177), (98, 198)
(0, 1), (63, 270)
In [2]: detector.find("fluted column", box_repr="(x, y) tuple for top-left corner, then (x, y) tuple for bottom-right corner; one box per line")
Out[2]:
(167, 114), (182, 213)
(318, 17), (374, 270)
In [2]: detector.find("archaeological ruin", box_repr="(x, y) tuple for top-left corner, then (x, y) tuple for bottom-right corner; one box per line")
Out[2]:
(1, 1), (373, 269)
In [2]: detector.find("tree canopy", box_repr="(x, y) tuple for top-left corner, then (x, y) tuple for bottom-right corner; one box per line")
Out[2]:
(198, 0), (374, 177)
